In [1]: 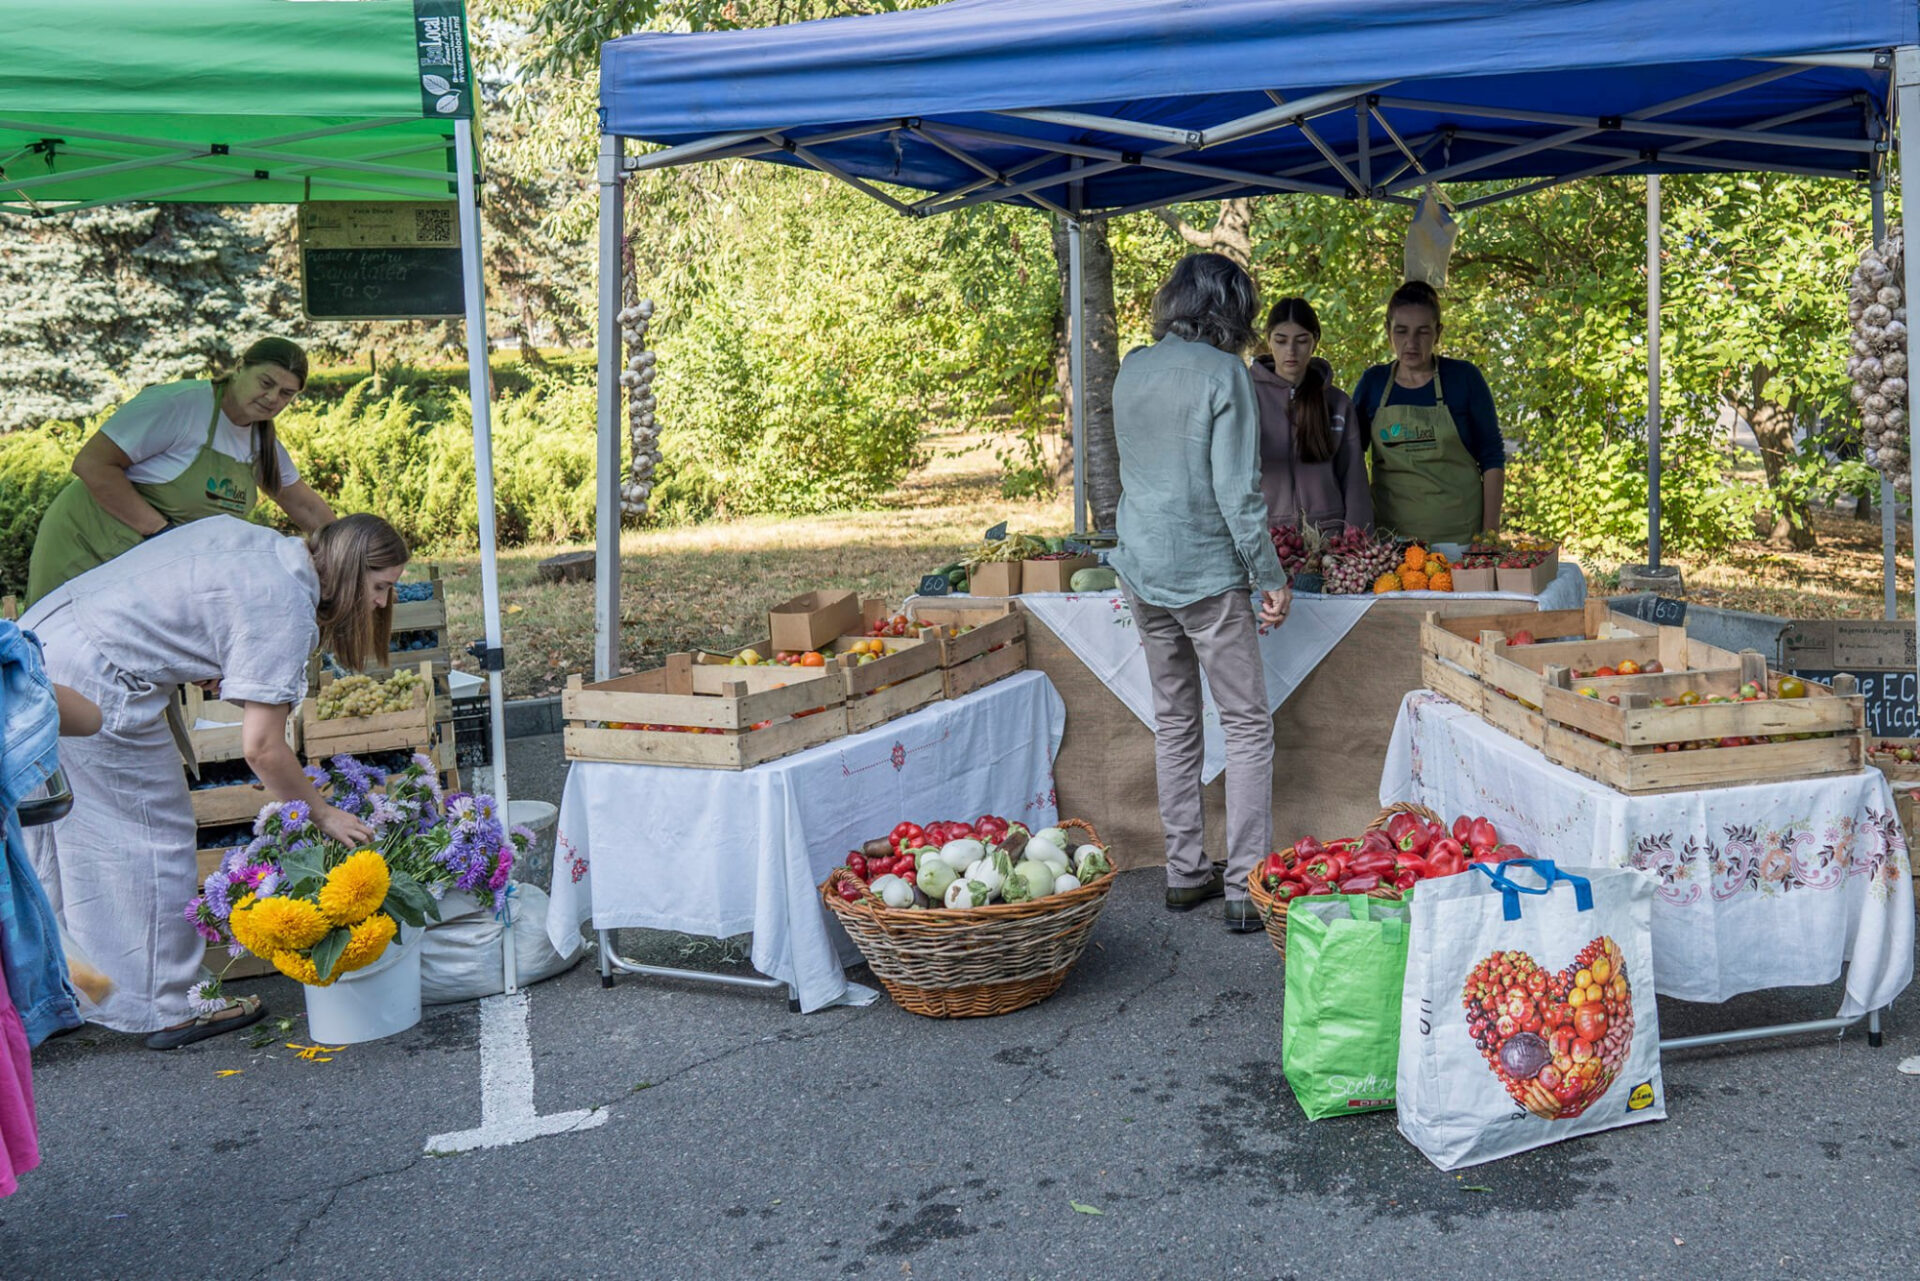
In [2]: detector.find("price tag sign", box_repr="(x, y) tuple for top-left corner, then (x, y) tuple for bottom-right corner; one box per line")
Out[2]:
(917, 574), (952, 597)
(1610, 594), (1687, 626)
(984, 521), (1008, 541)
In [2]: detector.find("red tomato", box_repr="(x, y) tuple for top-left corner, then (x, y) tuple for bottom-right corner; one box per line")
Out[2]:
(1574, 1005), (1608, 1042)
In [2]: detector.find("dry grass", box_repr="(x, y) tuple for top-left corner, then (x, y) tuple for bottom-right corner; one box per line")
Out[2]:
(434, 419), (1914, 697)
(437, 422), (1073, 697)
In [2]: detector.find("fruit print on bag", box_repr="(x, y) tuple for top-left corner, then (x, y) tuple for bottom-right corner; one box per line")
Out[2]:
(1461, 937), (1634, 1121)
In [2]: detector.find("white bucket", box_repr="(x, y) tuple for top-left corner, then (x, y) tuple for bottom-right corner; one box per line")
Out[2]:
(302, 927), (425, 1045)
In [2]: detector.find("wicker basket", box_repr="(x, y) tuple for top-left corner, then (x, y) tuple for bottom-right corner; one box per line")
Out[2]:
(1247, 802), (1440, 959)
(821, 818), (1116, 1018)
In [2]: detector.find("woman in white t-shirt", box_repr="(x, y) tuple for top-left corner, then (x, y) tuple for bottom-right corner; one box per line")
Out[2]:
(25, 337), (337, 606)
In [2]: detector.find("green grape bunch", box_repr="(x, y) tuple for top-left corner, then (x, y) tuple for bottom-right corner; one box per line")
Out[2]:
(315, 668), (424, 720)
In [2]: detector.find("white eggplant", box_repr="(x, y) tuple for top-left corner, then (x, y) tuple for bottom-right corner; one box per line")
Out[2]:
(1005, 860), (1056, 902)
(1053, 872), (1082, 894)
(945, 878), (992, 909)
(939, 838), (987, 873)
(916, 858), (958, 901)
(1028, 826), (1069, 852)
(964, 856), (1006, 894)
(879, 879), (917, 909)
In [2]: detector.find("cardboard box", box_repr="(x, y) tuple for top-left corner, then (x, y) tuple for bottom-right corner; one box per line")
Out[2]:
(768, 590), (862, 654)
(1450, 566), (1497, 594)
(1020, 554), (1098, 594)
(1495, 547), (1560, 597)
(968, 562), (1021, 597)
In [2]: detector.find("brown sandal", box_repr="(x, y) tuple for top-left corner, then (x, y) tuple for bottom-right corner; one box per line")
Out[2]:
(145, 994), (266, 1051)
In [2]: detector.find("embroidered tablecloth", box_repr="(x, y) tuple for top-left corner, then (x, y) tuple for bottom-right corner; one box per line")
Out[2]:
(1381, 691), (1914, 1017)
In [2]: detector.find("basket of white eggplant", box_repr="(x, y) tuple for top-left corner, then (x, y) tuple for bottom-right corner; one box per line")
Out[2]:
(820, 818), (1117, 1018)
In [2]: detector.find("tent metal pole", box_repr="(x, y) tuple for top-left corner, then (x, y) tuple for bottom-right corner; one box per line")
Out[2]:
(1872, 172), (1897, 620)
(1896, 47), (1920, 710)
(1069, 160), (1087, 538)
(1646, 173), (1663, 570)
(595, 134), (625, 682)
(454, 116), (516, 993)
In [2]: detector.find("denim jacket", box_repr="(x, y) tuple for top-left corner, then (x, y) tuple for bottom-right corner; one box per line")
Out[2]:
(0, 621), (83, 1045)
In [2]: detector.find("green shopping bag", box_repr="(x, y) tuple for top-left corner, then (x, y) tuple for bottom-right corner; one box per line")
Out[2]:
(1281, 894), (1414, 1120)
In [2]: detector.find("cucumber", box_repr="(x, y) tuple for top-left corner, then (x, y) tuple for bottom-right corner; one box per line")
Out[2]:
(1043, 536), (1068, 553)
(1069, 567), (1119, 592)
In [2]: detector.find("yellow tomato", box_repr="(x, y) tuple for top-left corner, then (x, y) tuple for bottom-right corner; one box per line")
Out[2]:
(1591, 955), (1611, 983)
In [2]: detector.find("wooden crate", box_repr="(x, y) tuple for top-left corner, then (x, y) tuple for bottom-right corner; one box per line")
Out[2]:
(1429, 612), (1866, 791)
(562, 654), (846, 769)
(391, 565), (448, 633)
(835, 634), (946, 732)
(302, 662), (440, 758)
(907, 599), (1028, 697)
(181, 684), (301, 767)
(188, 776), (271, 827)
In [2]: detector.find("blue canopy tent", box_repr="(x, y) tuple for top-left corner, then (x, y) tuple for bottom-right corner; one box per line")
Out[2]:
(593, 0), (1918, 669)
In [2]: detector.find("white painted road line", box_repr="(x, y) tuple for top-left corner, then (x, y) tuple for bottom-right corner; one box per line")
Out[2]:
(426, 990), (611, 1154)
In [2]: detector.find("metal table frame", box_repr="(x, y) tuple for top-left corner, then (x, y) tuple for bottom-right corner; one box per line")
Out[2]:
(596, 932), (800, 1012)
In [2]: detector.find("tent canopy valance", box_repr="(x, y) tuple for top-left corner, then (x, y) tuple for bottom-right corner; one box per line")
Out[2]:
(0, 0), (475, 215)
(601, 0), (1911, 217)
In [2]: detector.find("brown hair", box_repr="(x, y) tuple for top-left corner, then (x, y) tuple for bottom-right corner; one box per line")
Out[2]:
(310, 514), (408, 671)
(1265, 297), (1335, 465)
(1386, 279), (1442, 329)
(229, 337), (309, 496)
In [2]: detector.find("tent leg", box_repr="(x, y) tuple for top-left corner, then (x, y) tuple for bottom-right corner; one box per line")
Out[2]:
(1873, 172), (1898, 620)
(1646, 174), (1662, 570)
(594, 134), (626, 682)
(1069, 214), (1087, 537)
(1897, 48), (1920, 716)
(455, 118), (517, 994)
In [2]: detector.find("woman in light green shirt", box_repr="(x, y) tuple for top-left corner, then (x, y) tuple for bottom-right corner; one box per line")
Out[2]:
(1111, 253), (1290, 935)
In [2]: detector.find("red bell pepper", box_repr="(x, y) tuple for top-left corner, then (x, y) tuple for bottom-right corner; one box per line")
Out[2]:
(1359, 829), (1396, 857)
(1293, 835), (1326, 860)
(1493, 842), (1528, 864)
(837, 879), (867, 902)
(848, 852), (869, 880)
(1347, 849), (1397, 877)
(1429, 837), (1463, 866)
(1451, 815), (1472, 843)
(889, 821), (918, 851)
(1468, 816), (1499, 850)
(1393, 852), (1432, 879)
(1297, 873), (1333, 896)
(1338, 871), (1383, 894)
(1300, 852), (1346, 883)
(1385, 812), (1419, 845)
(1261, 851), (1292, 882)
(1397, 824), (1431, 856)
(1390, 867), (1419, 891)
(1269, 877), (1308, 904)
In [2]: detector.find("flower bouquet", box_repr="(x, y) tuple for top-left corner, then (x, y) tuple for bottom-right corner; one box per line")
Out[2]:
(187, 753), (534, 1007)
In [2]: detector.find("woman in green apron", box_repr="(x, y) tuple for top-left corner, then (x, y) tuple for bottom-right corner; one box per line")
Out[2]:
(25, 337), (336, 606)
(1349, 281), (1506, 545)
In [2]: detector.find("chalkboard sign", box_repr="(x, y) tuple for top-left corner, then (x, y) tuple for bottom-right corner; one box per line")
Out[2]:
(299, 202), (463, 321)
(1787, 668), (1917, 737)
(984, 521), (1008, 541)
(1609, 594), (1687, 626)
(917, 574), (952, 597)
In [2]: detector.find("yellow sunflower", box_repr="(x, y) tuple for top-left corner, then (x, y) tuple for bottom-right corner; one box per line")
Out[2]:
(226, 893), (267, 958)
(272, 950), (330, 987)
(318, 849), (391, 927)
(336, 913), (398, 975)
(247, 896), (332, 953)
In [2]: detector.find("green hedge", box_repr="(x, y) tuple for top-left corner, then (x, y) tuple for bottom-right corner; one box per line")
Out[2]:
(0, 421), (86, 598)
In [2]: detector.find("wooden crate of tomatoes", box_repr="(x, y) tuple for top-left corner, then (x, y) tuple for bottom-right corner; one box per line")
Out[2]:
(905, 598), (1027, 699)
(1422, 604), (1865, 793)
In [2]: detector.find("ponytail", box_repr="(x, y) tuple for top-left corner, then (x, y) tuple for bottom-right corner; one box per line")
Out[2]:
(1264, 296), (1335, 465)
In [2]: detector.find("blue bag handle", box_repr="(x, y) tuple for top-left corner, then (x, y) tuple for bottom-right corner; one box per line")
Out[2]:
(1473, 858), (1593, 922)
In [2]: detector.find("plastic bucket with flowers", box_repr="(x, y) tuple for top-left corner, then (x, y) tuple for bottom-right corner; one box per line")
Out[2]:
(187, 753), (531, 1045)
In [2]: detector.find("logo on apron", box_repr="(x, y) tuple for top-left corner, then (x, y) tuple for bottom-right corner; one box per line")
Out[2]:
(1382, 420), (1438, 453)
(206, 475), (249, 512)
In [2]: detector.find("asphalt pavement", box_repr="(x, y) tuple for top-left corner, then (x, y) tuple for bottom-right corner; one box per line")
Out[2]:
(2, 733), (1916, 1280)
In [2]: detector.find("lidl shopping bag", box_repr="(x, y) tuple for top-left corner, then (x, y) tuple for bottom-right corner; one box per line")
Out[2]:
(1282, 894), (1413, 1119)
(1397, 861), (1664, 1168)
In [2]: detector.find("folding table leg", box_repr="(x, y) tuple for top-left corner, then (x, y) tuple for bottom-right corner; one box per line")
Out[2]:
(1868, 1008), (1883, 1048)
(599, 928), (615, 988)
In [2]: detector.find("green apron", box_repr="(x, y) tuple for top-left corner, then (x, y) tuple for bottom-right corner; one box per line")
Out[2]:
(26, 381), (259, 606)
(1367, 362), (1485, 544)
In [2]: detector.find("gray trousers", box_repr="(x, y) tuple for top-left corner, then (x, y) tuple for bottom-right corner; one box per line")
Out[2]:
(1122, 585), (1273, 900)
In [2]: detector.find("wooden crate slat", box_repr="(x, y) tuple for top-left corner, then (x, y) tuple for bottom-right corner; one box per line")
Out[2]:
(189, 781), (269, 827)
(844, 668), (945, 734)
(836, 634), (943, 697)
(910, 601), (1025, 666)
(943, 636), (1027, 700)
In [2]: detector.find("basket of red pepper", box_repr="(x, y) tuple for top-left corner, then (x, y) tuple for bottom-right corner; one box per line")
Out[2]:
(1248, 805), (1528, 958)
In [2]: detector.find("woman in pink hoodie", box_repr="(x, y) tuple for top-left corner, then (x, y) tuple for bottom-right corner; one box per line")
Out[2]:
(1248, 297), (1372, 535)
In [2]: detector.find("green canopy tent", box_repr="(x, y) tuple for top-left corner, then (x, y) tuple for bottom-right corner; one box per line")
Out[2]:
(0, 0), (524, 989)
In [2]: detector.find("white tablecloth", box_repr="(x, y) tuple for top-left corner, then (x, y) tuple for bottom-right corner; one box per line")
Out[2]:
(547, 671), (1067, 1012)
(1380, 691), (1915, 1017)
(1015, 561), (1587, 783)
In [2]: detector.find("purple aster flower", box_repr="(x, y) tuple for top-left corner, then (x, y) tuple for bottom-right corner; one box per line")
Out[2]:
(366, 794), (402, 830)
(330, 754), (372, 792)
(254, 869), (282, 899)
(303, 763), (330, 789)
(446, 794), (476, 827)
(280, 800), (312, 833)
(474, 794), (498, 824)
(201, 872), (232, 918)
(226, 941), (246, 958)
(510, 825), (536, 848)
(411, 752), (435, 773)
(488, 846), (513, 892)
(186, 980), (226, 1015)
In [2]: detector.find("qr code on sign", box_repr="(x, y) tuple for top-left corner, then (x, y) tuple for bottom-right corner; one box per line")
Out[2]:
(415, 206), (455, 245)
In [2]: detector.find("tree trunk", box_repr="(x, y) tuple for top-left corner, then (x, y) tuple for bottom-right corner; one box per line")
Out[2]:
(1152, 197), (1255, 269)
(1740, 369), (1815, 550)
(1052, 215), (1122, 532)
